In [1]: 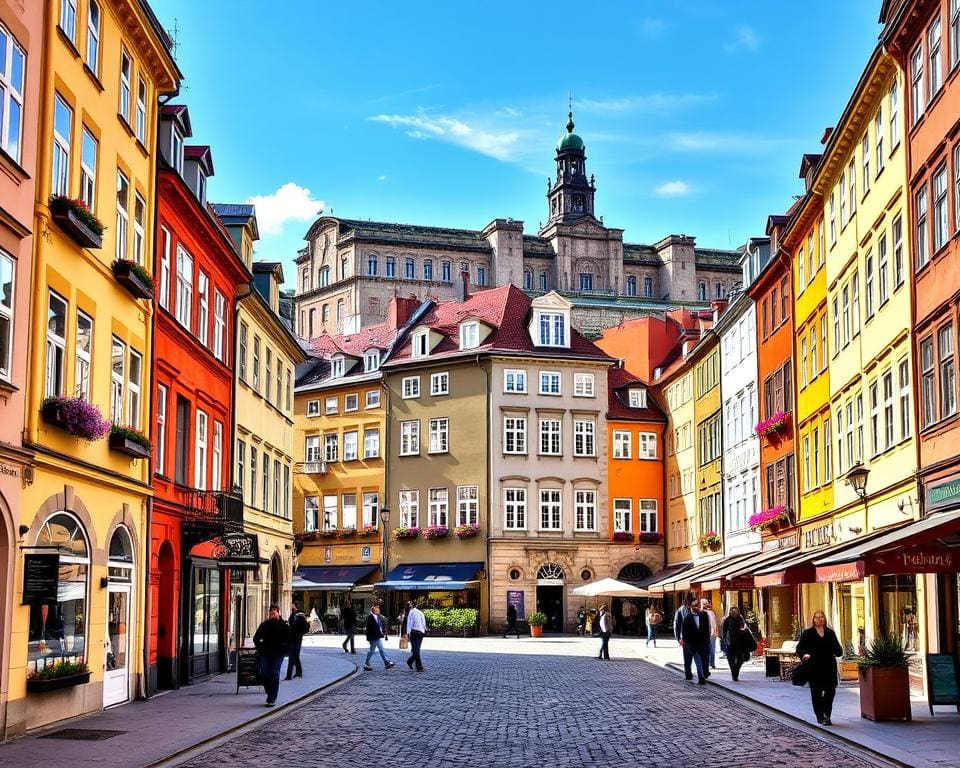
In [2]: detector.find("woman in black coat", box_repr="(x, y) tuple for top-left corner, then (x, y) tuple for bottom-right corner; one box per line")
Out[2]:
(720, 606), (755, 681)
(795, 610), (844, 725)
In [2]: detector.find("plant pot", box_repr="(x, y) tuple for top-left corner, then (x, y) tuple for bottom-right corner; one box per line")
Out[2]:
(113, 261), (154, 300)
(41, 402), (68, 431)
(109, 432), (151, 459)
(858, 666), (911, 721)
(839, 660), (859, 682)
(529, 625), (543, 638)
(50, 200), (102, 249)
(26, 671), (91, 693)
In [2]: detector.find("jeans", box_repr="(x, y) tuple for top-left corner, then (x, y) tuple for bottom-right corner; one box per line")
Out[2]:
(681, 643), (694, 678)
(709, 636), (717, 667)
(646, 623), (657, 646)
(365, 638), (389, 666)
(691, 643), (710, 681)
(258, 654), (283, 703)
(810, 683), (837, 721)
(408, 630), (425, 670)
(598, 632), (611, 659)
(285, 637), (303, 678)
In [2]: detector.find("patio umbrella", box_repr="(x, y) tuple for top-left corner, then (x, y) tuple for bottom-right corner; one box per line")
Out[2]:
(571, 577), (651, 598)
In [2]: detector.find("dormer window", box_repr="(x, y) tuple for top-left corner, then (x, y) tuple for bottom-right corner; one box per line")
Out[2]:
(412, 330), (430, 359)
(460, 321), (479, 350)
(197, 171), (206, 205)
(364, 349), (381, 372)
(331, 356), (345, 379)
(628, 388), (647, 409)
(537, 312), (567, 347)
(170, 125), (183, 174)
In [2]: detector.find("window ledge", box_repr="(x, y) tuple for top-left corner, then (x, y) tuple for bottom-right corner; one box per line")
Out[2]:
(0, 378), (19, 401)
(83, 63), (105, 92)
(117, 114), (135, 139)
(0, 146), (30, 185)
(56, 27), (81, 60)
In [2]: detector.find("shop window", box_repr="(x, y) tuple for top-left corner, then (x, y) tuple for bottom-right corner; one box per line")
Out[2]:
(879, 574), (919, 653)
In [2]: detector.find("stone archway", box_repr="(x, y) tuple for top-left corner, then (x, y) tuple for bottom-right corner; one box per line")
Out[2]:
(269, 553), (283, 608)
(157, 540), (177, 689)
(536, 562), (566, 632)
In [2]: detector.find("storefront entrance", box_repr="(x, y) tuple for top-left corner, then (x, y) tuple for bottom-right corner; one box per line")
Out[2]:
(839, 582), (865, 656)
(536, 562), (565, 632)
(104, 527), (134, 708)
(186, 562), (223, 680)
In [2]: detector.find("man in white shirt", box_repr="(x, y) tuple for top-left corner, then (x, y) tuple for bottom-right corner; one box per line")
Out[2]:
(403, 600), (428, 672)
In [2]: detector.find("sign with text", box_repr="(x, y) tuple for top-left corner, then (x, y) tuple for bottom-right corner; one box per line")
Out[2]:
(217, 533), (260, 570)
(507, 590), (525, 620)
(871, 543), (957, 575)
(361, 546), (371, 562)
(22, 554), (59, 604)
(236, 648), (261, 693)
(815, 560), (865, 583)
(926, 476), (960, 513)
(926, 653), (959, 715)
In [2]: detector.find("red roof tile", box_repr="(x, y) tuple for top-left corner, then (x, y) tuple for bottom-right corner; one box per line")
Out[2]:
(607, 367), (666, 422)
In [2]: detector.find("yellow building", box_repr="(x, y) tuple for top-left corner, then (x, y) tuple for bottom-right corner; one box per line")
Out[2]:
(9, 0), (179, 735)
(693, 338), (723, 563)
(216, 207), (307, 642)
(662, 366), (695, 573)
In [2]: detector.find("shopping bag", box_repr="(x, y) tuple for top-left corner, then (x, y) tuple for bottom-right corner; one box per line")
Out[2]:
(399, 635), (409, 650)
(791, 659), (811, 687)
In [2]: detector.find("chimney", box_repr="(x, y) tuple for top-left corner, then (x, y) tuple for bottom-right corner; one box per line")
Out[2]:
(820, 127), (833, 146)
(456, 270), (469, 303)
(711, 298), (728, 323)
(387, 296), (417, 329)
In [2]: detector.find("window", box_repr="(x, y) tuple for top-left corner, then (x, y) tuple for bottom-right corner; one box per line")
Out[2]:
(842, 285), (850, 345)
(614, 499), (632, 532)
(878, 235), (889, 305)
(934, 164), (948, 252)
(80, 128), (97, 209)
(428, 418), (449, 453)
(504, 416), (527, 454)
(306, 399), (320, 417)
(698, 281), (706, 301)
(798, 247), (805, 287)
(60, 0), (77, 41)
(399, 490), (419, 528)
(402, 376), (420, 399)
(457, 486), (479, 526)
(643, 276), (653, 297)
(460, 321), (479, 350)
(119, 48), (131, 121)
(195, 271), (209, 346)
(429, 372), (450, 396)
(343, 431), (358, 461)
(625, 276), (637, 296)
(856, 394), (864, 463)
(539, 489), (562, 530)
(952, 0), (960, 69)
(574, 489), (596, 531)
(400, 420), (420, 455)
(477, 266), (486, 286)
(303, 497), (318, 532)
(170, 124), (183, 173)
(612, 430), (631, 459)
(175, 246), (193, 330)
(405, 258), (415, 279)
(423, 259), (432, 281)
(213, 422), (223, 491)
(890, 78), (900, 149)
(340, 257), (348, 280)
(367, 254), (378, 276)
(238, 322), (248, 381)
(812, 427), (820, 487)
(110, 336), (125, 422)
(135, 77), (146, 144)
(899, 359), (912, 441)
(523, 270), (533, 290)
(428, 488), (448, 527)
(114, 171), (130, 261)
(324, 433), (339, 462)
(385, 256), (396, 278)
(366, 389), (381, 409)
(573, 419), (595, 457)
(504, 488), (527, 529)
(364, 349), (380, 372)
(930, 16), (943, 98)
(362, 492), (378, 528)
(330, 356), (344, 378)
(875, 109), (884, 175)
(412, 330), (429, 358)
(364, 428), (380, 459)
(579, 273), (593, 291)
(870, 381), (880, 457)
(84, 1), (100, 72)
(862, 134), (870, 196)
(810, 327), (818, 377)
(911, 45), (924, 124)
(921, 336), (935, 427)
(539, 273), (548, 291)
(573, 373), (594, 397)
(127, 349), (142, 429)
(839, 173), (847, 226)
(156, 384), (167, 475)
(638, 432), (657, 459)
(336, 300), (344, 327)
(286, 369), (292, 412)
(883, 371), (895, 449)
(539, 371), (561, 395)
(537, 312), (567, 347)
(639, 499), (657, 532)
(865, 253), (875, 319)
(213, 290), (226, 360)
(848, 160), (857, 217)
(343, 393), (358, 412)
(305, 435), (321, 463)
(829, 194), (836, 244)
(504, 369), (527, 393)
(823, 419), (832, 482)
(539, 418), (561, 455)
(441, 261), (451, 282)
(264, 349), (273, 402)
(52, 95), (71, 196)
(939, 324), (956, 418)
(252, 336), (261, 390)
(176, 397), (189, 485)
(956, 145), (960, 235)
(74, 310), (92, 400)
(195, 410), (208, 489)
(129, 193), (145, 266)
(322, 495), (336, 530)
(248, 446), (257, 506)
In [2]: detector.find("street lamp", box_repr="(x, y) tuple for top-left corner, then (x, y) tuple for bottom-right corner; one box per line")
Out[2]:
(844, 465), (870, 499)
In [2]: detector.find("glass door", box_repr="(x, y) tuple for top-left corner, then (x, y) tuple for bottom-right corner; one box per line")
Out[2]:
(103, 585), (130, 707)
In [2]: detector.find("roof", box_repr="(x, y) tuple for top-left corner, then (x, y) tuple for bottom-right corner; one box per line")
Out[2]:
(309, 319), (400, 359)
(316, 218), (493, 254)
(184, 145), (214, 176)
(606, 367), (667, 422)
(161, 104), (192, 137)
(211, 203), (256, 218)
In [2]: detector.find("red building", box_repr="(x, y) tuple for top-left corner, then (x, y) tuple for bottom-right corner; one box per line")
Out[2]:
(148, 105), (250, 691)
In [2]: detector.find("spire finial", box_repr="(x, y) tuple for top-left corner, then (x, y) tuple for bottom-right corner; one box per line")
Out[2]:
(566, 92), (575, 133)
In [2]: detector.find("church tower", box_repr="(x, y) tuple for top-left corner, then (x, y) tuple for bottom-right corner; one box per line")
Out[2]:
(546, 111), (596, 225)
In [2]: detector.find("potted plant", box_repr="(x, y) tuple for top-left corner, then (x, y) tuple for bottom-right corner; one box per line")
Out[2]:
(358, 524), (378, 536)
(112, 259), (154, 300)
(839, 643), (859, 682)
(527, 611), (547, 638)
(393, 526), (420, 540)
(422, 525), (449, 540)
(754, 411), (790, 440)
(856, 634), (912, 721)
(638, 531), (663, 544)
(337, 526), (357, 538)
(49, 195), (104, 249)
(454, 524), (479, 538)
(698, 531), (721, 551)
(613, 531), (633, 542)
(109, 424), (151, 459)
(41, 396), (111, 441)
(27, 660), (91, 693)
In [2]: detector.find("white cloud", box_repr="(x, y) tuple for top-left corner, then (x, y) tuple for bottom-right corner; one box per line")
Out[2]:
(246, 182), (325, 236)
(638, 18), (665, 38)
(579, 93), (716, 114)
(724, 25), (759, 53)
(368, 110), (528, 163)
(377, 175), (388, 182)
(655, 180), (691, 197)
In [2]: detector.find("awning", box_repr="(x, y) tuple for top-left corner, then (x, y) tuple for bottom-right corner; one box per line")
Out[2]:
(292, 565), (378, 591)
(814, 510), (960, 581)
(671, 557), (730, 592)
(644, 563), (693, 595)
(375, 562), (483, 591)
(696, 547), (799, 592)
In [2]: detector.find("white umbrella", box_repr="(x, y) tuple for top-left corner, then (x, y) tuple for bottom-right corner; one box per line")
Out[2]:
(571, 577), (650, 598)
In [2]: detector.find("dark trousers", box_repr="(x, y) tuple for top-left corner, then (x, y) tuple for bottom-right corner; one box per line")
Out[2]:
(598, 632), (611, 659)
(408, 630), (425, 670)
(681, 642), (694, 678)
(691, 642), (710, 680)
(342, 627), (355, 653)
(259, 654), (283, 704)
(504, 619), (520, 638)
(727, 651), (745, 681)
(285, 636), (303, 679)
(810, 683), (837, 720)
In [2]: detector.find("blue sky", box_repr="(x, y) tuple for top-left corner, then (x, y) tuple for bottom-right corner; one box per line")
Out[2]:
(150, 1), (882, 284)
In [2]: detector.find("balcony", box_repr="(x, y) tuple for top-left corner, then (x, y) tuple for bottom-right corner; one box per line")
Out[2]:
(175, 486), (244, 543)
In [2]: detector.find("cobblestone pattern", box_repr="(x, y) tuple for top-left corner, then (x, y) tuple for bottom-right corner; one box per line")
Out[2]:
(180, 649), (879, 768)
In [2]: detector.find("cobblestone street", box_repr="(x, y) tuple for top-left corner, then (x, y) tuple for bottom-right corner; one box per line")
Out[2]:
(179, 641), (881, 768)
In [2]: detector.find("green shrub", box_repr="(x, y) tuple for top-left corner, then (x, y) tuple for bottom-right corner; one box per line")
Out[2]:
(856, 634), (911, 669)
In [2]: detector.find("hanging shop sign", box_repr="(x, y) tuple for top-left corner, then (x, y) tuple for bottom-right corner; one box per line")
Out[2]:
(815, 560), (865, 583)
(870, 543), (956, 575)
(926, 475), (960, 513)
(217, 533), (261, 570)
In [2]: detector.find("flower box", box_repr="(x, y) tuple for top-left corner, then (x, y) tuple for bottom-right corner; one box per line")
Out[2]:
(393, 526), (420, 540)
(26, 671), (91, 693)
(112, 260), (154, 300)
(423, 525), (449, 540)
(49, 196), (103, 249)
(638, 531), (663, 544)
(358, 525), (379, 537)
(613, 531), (633, 542)
(299, 531), (319, 541)
(749, 506), (791, 532)
(318, 529), (339, 538)
(109, 425), (151, 459)
(454, 524), (479, 538)
(41, 397), (111, 441)
(698, 531), (721, 551)
(337, 527), (357, 538)
(754, 411), (790, 440)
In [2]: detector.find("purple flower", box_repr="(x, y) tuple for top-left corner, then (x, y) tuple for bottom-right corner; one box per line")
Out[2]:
(42, 397), (111, 440)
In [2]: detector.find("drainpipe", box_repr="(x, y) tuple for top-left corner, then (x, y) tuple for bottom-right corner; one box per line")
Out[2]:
(478, 354), (490, 634)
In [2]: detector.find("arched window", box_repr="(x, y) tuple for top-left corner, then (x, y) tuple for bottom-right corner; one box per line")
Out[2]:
(617, 562), (652, 583)
(536, 562), (565, 581)
(29, 513), (90, 670)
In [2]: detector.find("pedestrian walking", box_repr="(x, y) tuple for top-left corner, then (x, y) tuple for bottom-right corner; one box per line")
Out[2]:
(796, 610), (843, 726)
(284, 601), (308, 680)
(596, 604), (613, 660)
(673, 592), (696, 680)
(341, 596), (356, 654)
(645, 603), (662, 647)
(363, 604), (396, 671)
(720, 606), (756, 681)
(680, 600), (711, 684)
(252, 604), (290, 707)
(701, 599), (719, 669)
(504, 601), (520, 638)
(403, 600), (427, 671)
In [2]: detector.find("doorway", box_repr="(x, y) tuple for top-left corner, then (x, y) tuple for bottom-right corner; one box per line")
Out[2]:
(104, 527), (134, 708)
(536, 585), (564, 632)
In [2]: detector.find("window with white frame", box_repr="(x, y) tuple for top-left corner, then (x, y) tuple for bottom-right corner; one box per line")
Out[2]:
(412, 330), (429, 358)
(364, 349), (380, 372)
(170, 123), (183, 173)
(638, 432), (657, 459)
(119, 48), (131, 120)
(400, 420), (420, 455)
(52, 95), (71, 196)
(110, 336), (125, 422)
(428, 417), (449, 453)
(212, 421), (222, 491)
(899, 359), (912, 440)
(573, 419), (595, 456)
(197, 271), (209, 345)
(537, 312), (567, 347)
(156, 384), (167, 475)
(503, 416), (527, 454)
(135, 77), (146, 144)
(457, 485), (479, 526)
(252, 336), (262, 390)
(343, 431), (358, 461)
(325, 396), (337, 414)
(934, 164), (948, 252)
(45, 292), (67, 398)
(539, 489), (562, 530)
(261, 456), (269, 513)
(324, 433), (338, 462)
(430, 372), (449, 396)
(428, 488), (448, 527)
(237, 322), (248, 382)
(386, 256), (396, 278)
(115, 171), (131, 261)
(74, 310), (91, 400)
(342, 393), (358, 412)
(883, 370), (895, 449)
(539, 371), (561, 395)
(628, 388), (647, 408)
(304, 497), (319, 532)
(399, 489), (419, 528)
(158, 227), (171, 309)
(364, 428), (380, 458)
(916, 186), (929, 270)
(213, 290), (226, 360)
(402, 376), (420, 398)
(85, 1), (100, 73)
(127, 349), (142, 429)
(573, 372), (595, 397)
(362, 492), (379, 527)
(249, 448), (257, 506)
(911, 45), (924, 124)
(869, 381), (880, 457)
(195, 410), (208, 489)
(862, 134), (870, 197)
(330, 356), (344, 378)
(366, 389), (381, 409)
(639, 499), (658, 532)
(930, 16), (943, 98)
(460, 321), (479, 350)
(614, 498), (632, 532)
(322, 495), (337, 530)
(175, 246), (193, 330)
(539, 418), (561, 455)
(305, 435), (321, 463)
(878, 234), (889, 306)
(574, 489), (596, 530)
(504, 488), (527, 529)
(340, 493), (357, 530)
(504, 369), (527, 393)
(79, 128), (97, 209)
(612, 430), (631, 459)
(60, 0), (77, 41)
(952, 0), (960, 69)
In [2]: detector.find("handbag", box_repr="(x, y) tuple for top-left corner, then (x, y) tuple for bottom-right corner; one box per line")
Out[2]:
(399, 635), (409, 650)
(791, 658), (811, 687)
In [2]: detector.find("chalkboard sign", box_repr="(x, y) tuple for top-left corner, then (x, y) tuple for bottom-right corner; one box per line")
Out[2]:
(236, 648), (261, 693)
(926, 653), (959, 716)
(22, 554), (59, 604)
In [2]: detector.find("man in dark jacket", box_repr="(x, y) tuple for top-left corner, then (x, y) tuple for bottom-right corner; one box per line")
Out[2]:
(673, 592), (696, 680)
(284, 602), (308, 680)
(680, 600), (712, 684)
(253, 604), (290, 706)
(363, 604), (396, 671)
(341, 597), (356, 654)
(504, 602), (520, 638)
